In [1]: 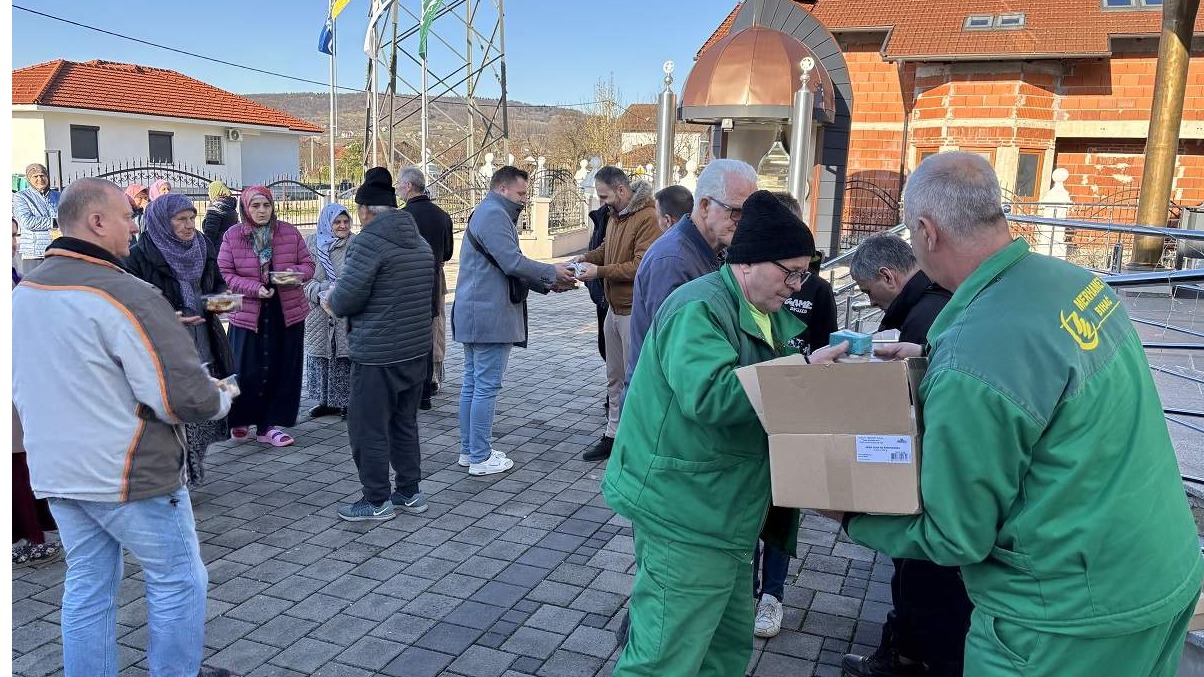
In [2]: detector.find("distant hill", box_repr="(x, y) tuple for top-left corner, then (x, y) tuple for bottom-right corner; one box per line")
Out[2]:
(247, 92), (583, 147)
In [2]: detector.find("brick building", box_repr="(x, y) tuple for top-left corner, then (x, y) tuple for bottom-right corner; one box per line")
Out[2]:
(703, 0), (1204, 241)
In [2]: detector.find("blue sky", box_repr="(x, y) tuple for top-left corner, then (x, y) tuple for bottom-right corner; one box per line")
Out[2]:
(12, 1), (739, 108)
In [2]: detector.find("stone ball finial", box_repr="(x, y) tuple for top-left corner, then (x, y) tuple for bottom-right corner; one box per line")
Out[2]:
(1052, 167), (1070, 184)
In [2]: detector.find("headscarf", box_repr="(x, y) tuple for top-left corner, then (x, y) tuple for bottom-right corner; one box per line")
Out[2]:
(143, 193), (205, 313)
(124, 183), (148, 209)
(148, 179), (171, 201)
(239, 186), (276, 276)
(315, 203), (349, 282)
(25, 164), (49, 195)
(208, 180), (232, 201)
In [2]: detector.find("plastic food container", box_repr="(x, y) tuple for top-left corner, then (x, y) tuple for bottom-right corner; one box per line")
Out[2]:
(202, 293), (243, 314)
(269, 270), (303, 286)
(216, 374), (241, 398)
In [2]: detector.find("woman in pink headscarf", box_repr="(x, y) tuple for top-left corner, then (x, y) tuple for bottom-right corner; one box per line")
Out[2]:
(217, 186), (314, 447)
(148, 179), (172, 201)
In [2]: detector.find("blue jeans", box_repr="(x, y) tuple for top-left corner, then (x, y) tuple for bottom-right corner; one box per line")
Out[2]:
(753, 540), (789, 602)
(459, 342), (513, 463)
(49, 487), (208, 677)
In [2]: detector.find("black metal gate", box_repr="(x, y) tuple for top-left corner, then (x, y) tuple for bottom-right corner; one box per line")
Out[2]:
(840, 180), (900, 250)
(78, 161), (231, 201)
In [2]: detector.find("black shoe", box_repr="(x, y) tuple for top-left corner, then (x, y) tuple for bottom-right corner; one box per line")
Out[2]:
(583, 436), (614, 462)
(420, 398), (433, 411)
(339, 407), (348, 420)
(617, 609), (631, 647)
(841, 650), (926, 677)
(308, 404), (338, 418)
(429, 382), (440, 396)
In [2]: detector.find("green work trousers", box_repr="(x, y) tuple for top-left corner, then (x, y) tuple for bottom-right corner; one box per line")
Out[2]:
(964, 601), (1194, 677)
(612, 530), (755, 677)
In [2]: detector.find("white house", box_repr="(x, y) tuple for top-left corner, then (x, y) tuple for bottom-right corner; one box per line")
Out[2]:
(11, 59), (323, 188)
(616, 103), (711, 169)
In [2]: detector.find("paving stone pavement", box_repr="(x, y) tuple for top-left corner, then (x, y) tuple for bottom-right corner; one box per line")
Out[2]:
(12, 287), (895, 677)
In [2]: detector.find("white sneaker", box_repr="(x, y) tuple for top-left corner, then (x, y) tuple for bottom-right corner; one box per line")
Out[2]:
(754, 595), (783, 638)
(459, 449), (507, 467)
(468, 454), (515, 476)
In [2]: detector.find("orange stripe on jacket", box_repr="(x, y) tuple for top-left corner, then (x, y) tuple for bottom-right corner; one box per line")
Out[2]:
(19, 281), (178, 422)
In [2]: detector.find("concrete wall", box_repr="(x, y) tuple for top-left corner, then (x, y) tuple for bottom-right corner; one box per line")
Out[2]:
(11, 113), (47, 176)
(240, 131), (302, 186)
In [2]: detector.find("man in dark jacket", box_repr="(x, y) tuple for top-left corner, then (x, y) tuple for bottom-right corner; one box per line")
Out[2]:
(328, 167), (434, 522)
(586, 202), (610, 400)
(843, 232), (964, 677)
(399, 166), (455, 409)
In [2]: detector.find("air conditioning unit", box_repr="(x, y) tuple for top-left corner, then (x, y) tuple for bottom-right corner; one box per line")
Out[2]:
(225, 128), (242, 142)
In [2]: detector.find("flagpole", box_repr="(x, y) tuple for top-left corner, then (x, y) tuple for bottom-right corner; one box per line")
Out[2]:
(421, 55), (429, 183)
(328, 3), (337, 202)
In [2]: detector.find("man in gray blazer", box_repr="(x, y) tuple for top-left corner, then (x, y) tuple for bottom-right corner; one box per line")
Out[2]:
(452, 166), (574, 475)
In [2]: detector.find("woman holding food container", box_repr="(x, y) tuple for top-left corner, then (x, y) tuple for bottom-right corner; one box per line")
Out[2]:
(125, 193), (235, 483)
(302, 203), (355, 419)
(218, 186), (315, 447)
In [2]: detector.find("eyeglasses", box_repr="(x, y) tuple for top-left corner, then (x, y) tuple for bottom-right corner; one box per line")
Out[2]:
(708, 197), (743, 222)
(770, 260), (811, 287)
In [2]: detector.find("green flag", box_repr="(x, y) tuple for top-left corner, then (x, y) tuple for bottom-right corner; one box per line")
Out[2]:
(418, 0), (444, 59)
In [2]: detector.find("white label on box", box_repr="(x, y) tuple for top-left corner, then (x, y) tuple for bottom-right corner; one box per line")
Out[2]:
(856, 435), (913, 464)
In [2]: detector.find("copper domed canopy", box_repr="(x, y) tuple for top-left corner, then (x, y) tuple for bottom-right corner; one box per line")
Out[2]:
(681, 25), (835, 124)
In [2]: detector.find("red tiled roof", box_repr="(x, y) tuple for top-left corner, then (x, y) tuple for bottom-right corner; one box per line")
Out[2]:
(12, 59), (324, 133)
(617, 103), (711, 133)
(702, 1), (1204, 60)
(698, 4), (743, 58)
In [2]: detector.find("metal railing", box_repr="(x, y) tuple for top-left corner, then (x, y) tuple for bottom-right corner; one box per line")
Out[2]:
(824, 216), (1204, 441)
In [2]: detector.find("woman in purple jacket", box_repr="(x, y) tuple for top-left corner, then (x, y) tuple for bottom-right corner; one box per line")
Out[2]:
(218, 186), (315, 447)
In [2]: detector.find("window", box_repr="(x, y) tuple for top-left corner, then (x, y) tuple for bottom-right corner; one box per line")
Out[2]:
(997, 12), (1025, 28)
(1102, 0), (1162, 8)
(148, 131), (174, 163)
(1014, 152), (1044, 198)
(70, 125), (100, 161)
(204, 135), (223, 165)
(918, 148), (940, 164)
(964, 14), (993, 29)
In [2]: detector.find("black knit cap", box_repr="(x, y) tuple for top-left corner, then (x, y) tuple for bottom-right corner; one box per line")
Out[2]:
(724, 190), (816, 264)
(355, 167), (397, 207)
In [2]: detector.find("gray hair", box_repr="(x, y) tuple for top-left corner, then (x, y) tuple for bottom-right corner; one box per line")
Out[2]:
(594, 166), (631, 191)
(359, 204), (394, 218)
(398, 166), (426, 193)
(695, 159), (757, 205)
(57, 177), (120, 234)
(902, 151), (1006, 240)
(848, 233), (917, 282)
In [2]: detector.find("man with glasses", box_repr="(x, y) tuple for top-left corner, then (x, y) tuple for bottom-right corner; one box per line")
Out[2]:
(603, 190), (847, 677)
(626, 159), (758, 390)
(574, 166), (663, 462)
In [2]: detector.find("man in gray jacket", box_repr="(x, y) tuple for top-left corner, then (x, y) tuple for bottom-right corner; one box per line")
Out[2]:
(328, 167), (435, 521)
(13, 178), (237, 677)
(453, 166), (574, 475)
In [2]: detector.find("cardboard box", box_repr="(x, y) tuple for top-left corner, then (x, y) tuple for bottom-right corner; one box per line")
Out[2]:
(1189, 588), (1204, 632)
(736, 355), (927, 515)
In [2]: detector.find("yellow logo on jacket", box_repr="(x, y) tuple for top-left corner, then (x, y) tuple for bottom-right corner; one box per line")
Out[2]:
(1060, 277), (1117, 351)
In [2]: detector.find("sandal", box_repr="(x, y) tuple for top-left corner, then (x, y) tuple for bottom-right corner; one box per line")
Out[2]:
(256, 428), (295, 447)
(14, 541), (63, 567)
(230, 426), (250, 441)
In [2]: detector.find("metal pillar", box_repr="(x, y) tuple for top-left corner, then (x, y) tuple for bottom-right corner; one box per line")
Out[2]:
(787, 57), (816, 204)
(654, 61), (677, 191)
(1134, 0), (1201, 267)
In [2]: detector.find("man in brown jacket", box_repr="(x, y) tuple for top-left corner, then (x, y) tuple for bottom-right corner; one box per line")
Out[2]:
(575, 166), (663, 461)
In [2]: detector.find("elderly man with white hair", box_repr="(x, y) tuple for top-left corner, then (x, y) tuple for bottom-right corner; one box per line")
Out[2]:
(835, 152), (1202, 677)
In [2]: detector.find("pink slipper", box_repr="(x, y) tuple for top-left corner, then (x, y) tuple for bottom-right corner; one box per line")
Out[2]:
(230, 426), (250, 441)
(257, 428), (294, 447)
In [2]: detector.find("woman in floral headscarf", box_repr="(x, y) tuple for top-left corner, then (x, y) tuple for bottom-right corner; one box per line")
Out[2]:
(303, 203), (355, 419)
(217, 187), (314, 447)
(125, 193), (233, 484)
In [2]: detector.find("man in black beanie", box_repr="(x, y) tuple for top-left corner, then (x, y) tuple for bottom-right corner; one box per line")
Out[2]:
(602, 190), (848, 677)
(328, 166), (434, 521)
